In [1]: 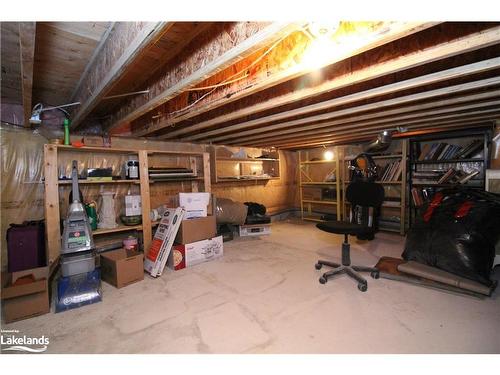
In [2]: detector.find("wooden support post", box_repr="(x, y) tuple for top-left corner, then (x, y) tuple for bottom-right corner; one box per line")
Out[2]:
(19, 22), (36, 127)
(190, 157), (198, 192)
(43, 144), (61, 269)
(138, 150), (152, 252)
(203, 152), (211, 193)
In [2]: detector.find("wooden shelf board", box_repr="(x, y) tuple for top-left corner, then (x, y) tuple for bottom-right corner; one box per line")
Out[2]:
(302, 199), (338, 205)
(371, 154), (403, 159)
(301, 182), (337, 186)
(412, 158), (484, 164)
(149, 177), (204, 183)
(216, 157), (278, 162)
(58, 179), (139, 185)
(93, 224), (143, 235)
(345, 181), (402, 185)
(381, 204), (402, 208)
(54, 144), (205, 156)
(300, 160), (337, 165)
(217, 176), (279, 181)
(55, 144), (138, 154)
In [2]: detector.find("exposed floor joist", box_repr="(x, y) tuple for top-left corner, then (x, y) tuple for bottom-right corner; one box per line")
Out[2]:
(250, 106), (500, 148)
(133, 22), (437, 137)
(71, 22), (174, 129)
(207, 57), (500, 143)
(240, 89), (500, 147)
(103, 22), (301, 133)
(277, 118), (500, 150)
(198, 75), (500, 147)
(269, 110), (500, 149)
(159, 26), (500, 142)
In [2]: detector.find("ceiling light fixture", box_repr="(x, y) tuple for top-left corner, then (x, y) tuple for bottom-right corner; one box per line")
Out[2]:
(29, 102), (81, 125)
(300, 21), (340, 71)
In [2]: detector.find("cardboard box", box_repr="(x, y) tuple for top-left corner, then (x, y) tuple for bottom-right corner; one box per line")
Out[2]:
(179, 192), (210, 219)
(100, 249), (144, 288)
(1, 266), (50, 323)
(168, 236), (223, 271)
(175, 215), (216, 244)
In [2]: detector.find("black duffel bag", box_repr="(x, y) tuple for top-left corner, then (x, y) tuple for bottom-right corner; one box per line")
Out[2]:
(402, 189), (500, 286)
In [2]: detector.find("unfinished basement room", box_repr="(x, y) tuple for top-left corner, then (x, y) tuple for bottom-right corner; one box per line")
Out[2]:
(1, 2), (500, 371)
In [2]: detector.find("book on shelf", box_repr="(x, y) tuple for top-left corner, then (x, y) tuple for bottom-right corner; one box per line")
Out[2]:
(437, 168), (456, 184)
(377, 160), (402, 182)
(457, 170), (480, 184)
(455, 139), (483, 159)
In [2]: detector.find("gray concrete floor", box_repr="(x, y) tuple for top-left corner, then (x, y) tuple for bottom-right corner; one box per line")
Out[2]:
(3, 220), (500, 354)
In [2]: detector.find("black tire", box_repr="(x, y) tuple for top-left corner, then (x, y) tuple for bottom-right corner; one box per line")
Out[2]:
(370, 271), (380, 279)
(319, 277), (327, 284)
(315, 263), (322, 270)
(358, 283), (367, 292)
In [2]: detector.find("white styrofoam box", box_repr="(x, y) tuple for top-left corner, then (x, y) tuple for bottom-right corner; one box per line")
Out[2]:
(179, 192), (210, 219)
(125, 195), (141, 216)
(168, 235), (223, 270)
(238, 224), (271, 237)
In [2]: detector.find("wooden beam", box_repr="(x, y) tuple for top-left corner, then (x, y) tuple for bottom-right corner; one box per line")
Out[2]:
(134, 22), (437, 137)
(194, 57), (500, 143)
(19, 22), (36, 127)
(250, 109), (500, 148)
(261, 110), (500, 149)
(71, 22), (174, 129)
(203, 76), (500, 144)
(104, 22), (300, 132)
(170, 26), (500, 141)
(276, 119), (498, 150)
(226, 86), (500, 145)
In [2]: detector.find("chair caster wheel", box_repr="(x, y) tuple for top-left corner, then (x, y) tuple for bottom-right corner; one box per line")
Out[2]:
(319, 277), (327, 284)
(315, 263), (322, 270)
(370, 271), (380, 279)
(358, 283), (367, 292)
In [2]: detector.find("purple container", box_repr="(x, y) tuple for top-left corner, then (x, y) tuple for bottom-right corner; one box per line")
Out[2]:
(7, 221), (46, 272)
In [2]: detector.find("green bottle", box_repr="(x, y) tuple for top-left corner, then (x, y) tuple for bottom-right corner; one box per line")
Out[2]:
(63, 118), (70, 145)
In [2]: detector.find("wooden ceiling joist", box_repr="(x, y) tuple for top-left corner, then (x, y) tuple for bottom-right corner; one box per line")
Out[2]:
(206, 57), (500, 143)
(159, 26), (500, 142)
(274, 121), (491, 149)
(225, 85), (500, 146)
(275, 118), (499, 150)
(199, 75), (500, 145)
(261, 109), (500, 149)
(70, 22), (174, 129)
(103, 22), (300, 133)
(250, 107), (500, 148)
(133, 21), (437, 137)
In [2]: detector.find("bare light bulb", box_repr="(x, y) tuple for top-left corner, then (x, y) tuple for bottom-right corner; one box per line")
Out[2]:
(324, 150), (334, 161)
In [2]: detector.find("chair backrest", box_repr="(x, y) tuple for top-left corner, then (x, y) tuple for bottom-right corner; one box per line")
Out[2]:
(346, 181), (385, 208)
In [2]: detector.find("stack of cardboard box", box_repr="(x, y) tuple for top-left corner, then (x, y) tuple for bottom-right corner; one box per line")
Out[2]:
(168, 193), (223, 271)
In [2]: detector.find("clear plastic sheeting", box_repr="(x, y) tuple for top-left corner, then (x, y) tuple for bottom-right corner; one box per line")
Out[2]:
(1, 126), (47, 270)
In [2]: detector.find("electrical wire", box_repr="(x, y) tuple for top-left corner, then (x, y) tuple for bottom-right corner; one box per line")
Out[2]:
(160, 28), (296, 119)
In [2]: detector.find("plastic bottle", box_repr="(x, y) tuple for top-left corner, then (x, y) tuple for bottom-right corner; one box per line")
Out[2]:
(63, 118), (70, 145)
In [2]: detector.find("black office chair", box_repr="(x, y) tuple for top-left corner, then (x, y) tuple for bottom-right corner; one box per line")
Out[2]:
(315, 181), (384, 292)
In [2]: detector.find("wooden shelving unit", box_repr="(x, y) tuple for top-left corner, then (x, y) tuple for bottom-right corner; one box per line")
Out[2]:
(298, 150), (342, 223)
(43, 144), (211, 268)
(210, 145), (280, 183)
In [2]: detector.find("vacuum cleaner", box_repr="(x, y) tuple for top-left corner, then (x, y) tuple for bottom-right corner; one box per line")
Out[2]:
(60, 160), (96, 277)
